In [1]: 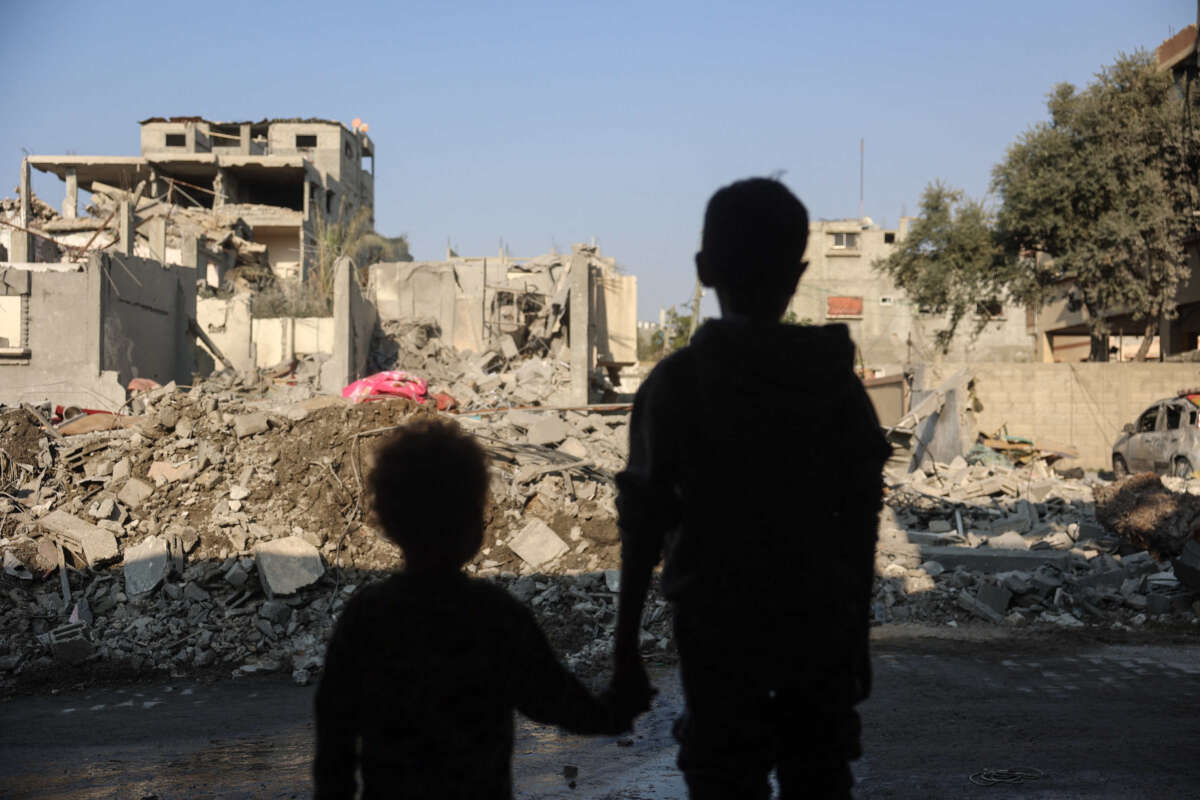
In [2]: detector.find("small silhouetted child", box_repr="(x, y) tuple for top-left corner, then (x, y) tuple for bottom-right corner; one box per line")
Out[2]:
(610, 178), (891, 799)
(315, 418), (626, 800)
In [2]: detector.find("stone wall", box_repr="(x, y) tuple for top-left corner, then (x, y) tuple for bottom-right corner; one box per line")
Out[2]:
(930, 362), (1200, 468)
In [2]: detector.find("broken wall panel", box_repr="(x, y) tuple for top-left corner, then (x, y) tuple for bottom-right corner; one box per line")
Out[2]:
(99, 253), (196, 390)
(0, 255), (195, 409)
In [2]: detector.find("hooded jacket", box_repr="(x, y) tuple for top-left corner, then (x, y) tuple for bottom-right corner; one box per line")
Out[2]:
(617, 319), (890, 690)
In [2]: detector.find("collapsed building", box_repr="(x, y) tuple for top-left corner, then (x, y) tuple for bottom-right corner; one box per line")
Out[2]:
(5, 116), (375, 283)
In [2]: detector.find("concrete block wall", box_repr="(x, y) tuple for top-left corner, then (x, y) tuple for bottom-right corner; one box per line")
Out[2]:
(0, 254), (195, 410)
(933, 362), (1200, 468)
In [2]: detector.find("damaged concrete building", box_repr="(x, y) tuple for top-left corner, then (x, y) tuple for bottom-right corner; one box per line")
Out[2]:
(787, 218), (1033, 372)
(7, 116), (375, 283)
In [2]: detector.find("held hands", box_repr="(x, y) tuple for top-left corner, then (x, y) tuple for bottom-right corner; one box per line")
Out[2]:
(602, 649), (656, 733)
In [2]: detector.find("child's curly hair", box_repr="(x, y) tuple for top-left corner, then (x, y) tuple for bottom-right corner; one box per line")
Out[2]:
(368, 418), (490, 569)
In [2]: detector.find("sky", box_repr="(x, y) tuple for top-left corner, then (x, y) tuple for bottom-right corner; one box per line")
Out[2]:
(1, 0), (1191, 318)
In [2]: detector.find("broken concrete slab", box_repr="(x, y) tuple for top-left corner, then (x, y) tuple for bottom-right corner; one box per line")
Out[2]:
(918, 545), (1070, 574)
(976, 580), (1013, 616)
(117, 478), (154, 510)
(123, 536), (170, 596)
(507, 519), (569, 568)
(526, 417), (571, 446)
(957, 591), (1005, 623)
(254, 536), (324, 595)
(558, 437), (590, 460)
(234, 412), (270, 439)
(37, 510), (119, 567)
(147, 461), (190, 485)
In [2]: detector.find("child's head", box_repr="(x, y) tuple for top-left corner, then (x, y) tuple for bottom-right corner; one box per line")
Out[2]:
(368, 418), (490, 573)
(697, 177), (809, 321)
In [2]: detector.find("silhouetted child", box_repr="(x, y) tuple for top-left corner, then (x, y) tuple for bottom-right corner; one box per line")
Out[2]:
(610, 178), (891, 799)
(315, 418), (627, 799)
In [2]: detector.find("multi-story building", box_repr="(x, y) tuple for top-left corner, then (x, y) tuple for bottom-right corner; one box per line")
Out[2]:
(23, 116), (375, 280)
(787, 217), (1033, 373)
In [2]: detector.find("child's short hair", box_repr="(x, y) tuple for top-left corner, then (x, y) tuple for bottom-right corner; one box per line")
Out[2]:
(368, 417), (490, 567)
(701, 177), (809, 315)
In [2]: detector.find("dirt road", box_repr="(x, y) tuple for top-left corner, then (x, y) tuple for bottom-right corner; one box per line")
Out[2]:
(2, 628), (1198, 799)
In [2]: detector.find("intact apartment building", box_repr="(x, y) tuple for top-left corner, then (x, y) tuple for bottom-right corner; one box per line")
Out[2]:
(23, 117), (375, 280)
(787, 218), (1033, 373)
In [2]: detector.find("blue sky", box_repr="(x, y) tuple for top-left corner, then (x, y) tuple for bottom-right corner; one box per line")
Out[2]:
(1, 0), (1190, 318)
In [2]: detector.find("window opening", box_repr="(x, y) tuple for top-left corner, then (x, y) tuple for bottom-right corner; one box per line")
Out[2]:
(1167, 405), (1183, 430)
(1138, 406), (1159, 433)
(165, 133), (186, 147)
(831, 232), (859, 249)
(210, 124), (241, 146)
(296, 134), (318, 149)
(884, 232), (896, 244)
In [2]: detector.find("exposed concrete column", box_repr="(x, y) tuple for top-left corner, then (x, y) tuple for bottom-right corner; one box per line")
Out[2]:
(147, 168), (160, 199)
(148, 216), (167, 263)
(213, 169), (229, 208)
(569, 248), (590, 406)
(11, 158), (32, 262)
(118, 201), (133, 257)
(239, 124), (251, 155)
(63, 168), (78, 219)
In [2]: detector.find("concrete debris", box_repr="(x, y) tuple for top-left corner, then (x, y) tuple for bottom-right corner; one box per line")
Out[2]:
(37, 510), (119, 567)
(117, 478), (154, 510)
(507, 519), (570, 568)
(878, 456), (1200, 628)
(233, 412), (270, 439)
(123, 536), (170, 596)
(254, 536), (325, 596)
(46, 622), (92, 664)
(1093, 472), (1200, 558)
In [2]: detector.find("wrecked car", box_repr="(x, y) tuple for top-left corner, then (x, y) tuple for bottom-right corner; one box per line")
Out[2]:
(1112, 392), (1200, 478)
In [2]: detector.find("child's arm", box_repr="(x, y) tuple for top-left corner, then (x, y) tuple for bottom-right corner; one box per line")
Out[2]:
(612, 366), (682, 715)
(313, 600), (362, 799)
(508, 600), (629, 735)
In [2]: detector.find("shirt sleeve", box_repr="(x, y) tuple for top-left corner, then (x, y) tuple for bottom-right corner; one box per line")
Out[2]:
(314, 597), (363, 799)
(507, 600), (616, 735)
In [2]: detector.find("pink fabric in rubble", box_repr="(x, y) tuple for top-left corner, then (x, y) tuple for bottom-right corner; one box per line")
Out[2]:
(342, 371), (429, 404)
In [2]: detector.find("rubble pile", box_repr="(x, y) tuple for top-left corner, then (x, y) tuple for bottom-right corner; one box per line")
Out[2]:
(1092, 472), (1200, 558)
(5, 368), (1200, 692)
(0, 374), (637, 687)
(877, 457), (1200, 629)
(368, 320), (577, 409)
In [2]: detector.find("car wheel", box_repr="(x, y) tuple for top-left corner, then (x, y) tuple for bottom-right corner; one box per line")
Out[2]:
(1175, 458), (1194, 479)
(1113, 455), (1129, 478)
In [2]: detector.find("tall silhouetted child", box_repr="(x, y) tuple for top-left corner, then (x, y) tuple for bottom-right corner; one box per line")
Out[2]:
(610, 178), (891, 799)
(315, 418), (627, 799)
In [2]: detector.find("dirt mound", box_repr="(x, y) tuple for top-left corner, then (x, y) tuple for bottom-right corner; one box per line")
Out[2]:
(1093, 473), (1200, 558)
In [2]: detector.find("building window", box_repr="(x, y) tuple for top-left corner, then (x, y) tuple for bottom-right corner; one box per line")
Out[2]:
(344, 142), (353, 159)
(884, 232), (896, 244)
(830, 232), (859, 249)
(296, 134), (318, 149)
(975, 299), (1004, 318)
(0, 295), (29, 359)
(827, 296), (863, 319)
(165, 133), (186, 147)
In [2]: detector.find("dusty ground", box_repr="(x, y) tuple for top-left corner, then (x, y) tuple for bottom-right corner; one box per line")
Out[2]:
(2, 625), (1198, 799)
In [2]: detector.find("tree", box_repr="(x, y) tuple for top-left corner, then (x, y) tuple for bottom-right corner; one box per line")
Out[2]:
(992, 50), (1198, 361)
(873, 181), (1008, 352)
(309, 199), (396, 305)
